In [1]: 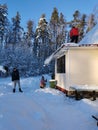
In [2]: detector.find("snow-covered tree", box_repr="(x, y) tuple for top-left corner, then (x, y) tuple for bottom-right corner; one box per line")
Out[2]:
(35, 14), (50, 59)
(0, 43), (39, 77)
(49, 8), (66, 50)
(0, 4), (9, 46)
(25, 20), (34, 47)
(34, 14), (51, 74)
(56, 13), (66, 47)
(68, 10), (87, 42)
(49, 7), (59, 50)
(93, 4), (98, 24)
(11, 12), (23, 44)
(86, 14), (96, 33)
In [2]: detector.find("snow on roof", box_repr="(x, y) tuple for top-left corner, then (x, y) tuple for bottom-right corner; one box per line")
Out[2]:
(44, 53), (54, 65)
(44, 43), (98, 65)
(44, 43), (78, 65)
(79, 23), (98, 44)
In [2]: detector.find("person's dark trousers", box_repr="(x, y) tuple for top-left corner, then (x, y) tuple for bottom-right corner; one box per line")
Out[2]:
(71, 35), (78, 43)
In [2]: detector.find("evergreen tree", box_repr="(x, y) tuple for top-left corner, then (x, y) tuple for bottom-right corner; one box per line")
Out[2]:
(49, 8), (67, 49)
(34, 14), (51, 74)
(26, 20), (34, 47)
(92, 4), (98, 24)
(48, 8), (67, 73)
(78, 14), (87, 41)
(73, 10), (80, 21)
(56, 13), (66, 47)
(11, 12), (23, 44)
(49, 7), (59, 50)
(5, 23), (13, 45)
(0, 4), (9, 46)
(0, 43), (39, 77)
(35, 14), (50, 59)
(69, 10), (87, 42)
(86, 14), (96, 33)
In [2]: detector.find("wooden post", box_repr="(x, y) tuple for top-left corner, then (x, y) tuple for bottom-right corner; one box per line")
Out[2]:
(92, 91), (96, 101)
(92, 115), (98, 126)
(75, 90), (79, 100)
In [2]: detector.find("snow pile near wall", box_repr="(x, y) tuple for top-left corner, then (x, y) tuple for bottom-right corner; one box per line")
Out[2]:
(70, 85), (98, 91)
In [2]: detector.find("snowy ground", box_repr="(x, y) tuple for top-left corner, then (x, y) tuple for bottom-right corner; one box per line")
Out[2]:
(0, 75), (98, 130)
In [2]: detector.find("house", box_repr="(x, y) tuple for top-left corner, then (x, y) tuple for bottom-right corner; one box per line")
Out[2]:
(45, 24), (98, 95)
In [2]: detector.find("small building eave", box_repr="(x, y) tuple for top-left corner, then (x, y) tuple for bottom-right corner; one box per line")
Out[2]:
(44, 43), (78, 65)
(44, 43), (98, 65)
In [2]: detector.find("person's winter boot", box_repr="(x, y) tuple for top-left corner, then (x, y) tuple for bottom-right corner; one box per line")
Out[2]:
(13, 88), (15, 93)
(19, 88), (23, 93)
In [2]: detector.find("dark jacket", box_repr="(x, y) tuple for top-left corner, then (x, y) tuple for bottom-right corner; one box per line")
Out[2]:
(11, 68), (20, 81)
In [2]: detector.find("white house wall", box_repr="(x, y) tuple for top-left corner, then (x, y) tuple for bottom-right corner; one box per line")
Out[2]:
(55, 47), (98, 91)
(68, 47), (98, 88)
(55, 73), (66, 89)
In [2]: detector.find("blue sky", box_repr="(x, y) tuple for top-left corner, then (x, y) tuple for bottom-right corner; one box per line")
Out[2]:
(1, 0), (98, 28)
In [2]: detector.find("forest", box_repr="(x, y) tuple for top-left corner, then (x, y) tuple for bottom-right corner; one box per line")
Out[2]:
(0, 4), (98, 77)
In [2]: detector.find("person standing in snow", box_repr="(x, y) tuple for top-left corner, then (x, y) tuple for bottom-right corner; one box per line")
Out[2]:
(40, 76), (47, 88)
(70, 26), (79, 43)
(11, 67), (23, 93)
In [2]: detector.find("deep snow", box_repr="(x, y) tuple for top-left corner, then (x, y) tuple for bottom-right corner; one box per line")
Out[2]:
(1, 23), (98, 130)
(0, 75), (98, 130)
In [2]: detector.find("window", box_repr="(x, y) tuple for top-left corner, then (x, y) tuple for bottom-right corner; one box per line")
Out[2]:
(57, 55), (65, 73)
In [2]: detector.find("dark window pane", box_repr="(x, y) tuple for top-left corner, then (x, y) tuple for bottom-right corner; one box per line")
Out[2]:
(57, 55), (65, 73)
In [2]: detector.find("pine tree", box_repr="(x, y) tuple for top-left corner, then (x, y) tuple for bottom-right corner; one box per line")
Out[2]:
(92, 4), (98, 25)
(86, 14), (96, 33)
(49, 7), (59, 50)
(34, 14), (51, 74)
(56, 13), (66, 47)
(69, 10), (87, 42)
(11, 12), (23, 44)
(49, 8), (67, 49)
(78, 14), (87, 41)
(35, 14), (50, 59)
(0, 4), (9, 46)
(26, 20), (34, 47)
